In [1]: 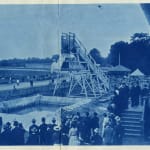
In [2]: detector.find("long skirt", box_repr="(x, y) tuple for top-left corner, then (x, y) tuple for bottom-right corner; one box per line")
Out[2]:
(69, 136), (80, 145)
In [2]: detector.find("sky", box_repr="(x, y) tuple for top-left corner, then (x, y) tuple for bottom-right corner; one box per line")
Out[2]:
(0, 4), (149, 59)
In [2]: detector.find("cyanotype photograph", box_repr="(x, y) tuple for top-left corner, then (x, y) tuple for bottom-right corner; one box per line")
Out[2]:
(0, 3), (149, 146)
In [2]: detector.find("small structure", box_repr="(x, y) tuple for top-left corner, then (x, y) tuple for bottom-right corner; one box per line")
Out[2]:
(108, 64), (131, 91)
(108, 65), (131, 76)
(130, 68), (145, 76)
(108, 52), (131, 76)
(130, 68), (146, 88)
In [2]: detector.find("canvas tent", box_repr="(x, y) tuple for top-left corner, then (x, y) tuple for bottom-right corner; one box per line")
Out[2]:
(109, 65), (131, 72)
(108, 65), (131, 76)
(130, 68), (145, 76)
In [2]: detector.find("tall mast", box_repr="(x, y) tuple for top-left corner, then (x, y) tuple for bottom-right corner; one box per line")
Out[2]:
(119, 52), (120, 65)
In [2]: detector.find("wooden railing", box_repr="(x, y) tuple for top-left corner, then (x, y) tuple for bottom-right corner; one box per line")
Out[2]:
(74, 35), (109, 90)
(141, 96), (148, 137)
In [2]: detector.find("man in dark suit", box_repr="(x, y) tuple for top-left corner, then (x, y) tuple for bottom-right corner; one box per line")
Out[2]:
(28, 119), (39, 145)
(39, 117), (47, 145)
(11, 121), (25, 145)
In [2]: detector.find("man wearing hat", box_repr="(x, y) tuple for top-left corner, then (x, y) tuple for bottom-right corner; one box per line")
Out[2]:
(51, 118), (57, 129)
(102, 122), (114, 145)
(52, 126), (61, 145)
(39, 117), (47, 145)
(46, 117), (57, 145)
(28, 119), (39, 145)
(0, 122), (12, 145)
(141, 84), (149, 106)
(11, 121), (25, 145)
(91, 112), (99, 134)
(82, 112), (92, 144)
(90, 128), (102, 145)
(113, 118), (124, 145)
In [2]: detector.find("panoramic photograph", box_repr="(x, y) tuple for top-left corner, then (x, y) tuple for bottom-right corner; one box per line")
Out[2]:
(0, 3), (149, 146)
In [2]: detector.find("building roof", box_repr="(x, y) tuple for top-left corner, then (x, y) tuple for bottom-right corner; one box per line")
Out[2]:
(109, 65), (131, 72)
(130, 68), (145, 76)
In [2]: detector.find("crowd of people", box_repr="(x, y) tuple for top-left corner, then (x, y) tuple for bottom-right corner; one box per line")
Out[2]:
(61, 111), (123, 145)
(0, 110), (124, 145)
(108, 81), (149, 116)
(0, 80), (149, 145)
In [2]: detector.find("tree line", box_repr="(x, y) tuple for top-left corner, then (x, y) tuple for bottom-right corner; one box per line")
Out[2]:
(1, 32), (150, 74)
(0, 55), (59, 67)
(89, 33), (150, 75)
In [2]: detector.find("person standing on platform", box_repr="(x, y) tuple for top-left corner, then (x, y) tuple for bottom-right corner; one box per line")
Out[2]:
(134, 82), (141, 107)
(118, 83), (128, 111)
(130, 83), (137, 107)
(113, 117), (124, 145)
(123, 83), (130, 109)
(112, 90), (121, 116)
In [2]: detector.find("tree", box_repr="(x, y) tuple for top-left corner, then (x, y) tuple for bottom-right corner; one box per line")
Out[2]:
(0, 57), (55, 67)
(107, 32), (150, 75)
(88, 48), (106, 65)
(107, 41), (129, 66)
(130, 33), (150, 42)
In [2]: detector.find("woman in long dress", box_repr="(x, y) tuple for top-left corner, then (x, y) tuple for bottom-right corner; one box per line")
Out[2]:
(68, 122), (80, 145)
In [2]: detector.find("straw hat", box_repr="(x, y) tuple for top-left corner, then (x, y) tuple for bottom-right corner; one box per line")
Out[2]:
(53, 126), (61, 131)
(94, 128), (99, 133)
(115, 90), (119, 95)
(115, 116), (121, 122)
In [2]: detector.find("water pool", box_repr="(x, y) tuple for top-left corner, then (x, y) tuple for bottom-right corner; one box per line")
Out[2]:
(0, 95), (91, 130)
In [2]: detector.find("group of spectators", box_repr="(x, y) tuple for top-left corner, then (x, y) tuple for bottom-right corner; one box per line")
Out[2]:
(0, 110), (124, 146)
(108, 82), (149, 116)
(0, 117), (59, 145)
(61, 111), (123, 145)
(0, 81), (149, 145)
